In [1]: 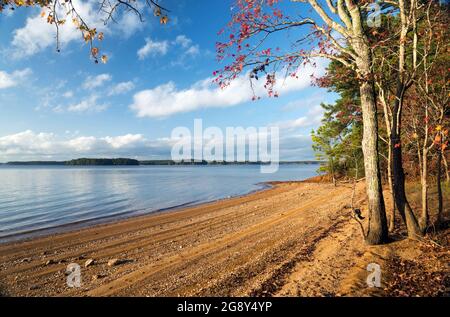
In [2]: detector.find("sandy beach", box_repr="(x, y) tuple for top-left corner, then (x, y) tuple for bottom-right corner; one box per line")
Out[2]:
(0, 180), (448, 297)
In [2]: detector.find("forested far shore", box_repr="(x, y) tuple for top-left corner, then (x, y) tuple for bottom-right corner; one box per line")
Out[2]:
(1, 159), (323, 166)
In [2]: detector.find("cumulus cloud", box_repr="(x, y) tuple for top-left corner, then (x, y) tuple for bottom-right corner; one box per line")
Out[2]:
(185, 45), (200, 57)
(137, 35), (201, 62)
(9, 0), (148, 59)
(0, 130), (166, 161)
(62, 91), (74, 98)
(0, 130), (316, 162)
(10, 0), (106, 59)
(108, 81), (135, 96)
(82, 73), (112, 90)
(274, 105), (325, 130)
(0, 68), (32, 89)
(67, 95), (108, 113)
(174, 35), (192, 48)
(130, 61), (326, 118)
(137, 38), (169, 60)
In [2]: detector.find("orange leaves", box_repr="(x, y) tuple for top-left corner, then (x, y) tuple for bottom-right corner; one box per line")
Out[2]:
(91, 47), (99, 57)
(83, 32), (92, 43)
(83, 28), (97, 43)
(160, 16), (169, 25)
(98, 32), (104, 41)
(153, 5), (169, 24)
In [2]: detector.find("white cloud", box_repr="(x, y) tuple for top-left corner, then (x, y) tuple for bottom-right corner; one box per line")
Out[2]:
(10, 0), (105, 59)
(0, 130), (158, 161)
(115, 10), (145, 38)
(82, 73), (112, 90)
(0, 130), (316, 161)
(10, 0), (148, 59)
(0, 68), (32, 89)
(62, 91), (74, 98)
(174, 35), (192, 48)
(274, 105), (325, 130)
(137, 38), (169, 60)
(67, 95), (108, 113)
(108, 81), (135, 96)
(130, 61), (326, 118)
(103, 134), (146, 149)
(185, 45), (200, 57)
(281, 93), (328, 112)
(137, 35), (201, 62)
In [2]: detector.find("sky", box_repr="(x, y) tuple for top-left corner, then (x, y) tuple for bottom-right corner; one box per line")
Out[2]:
(0, 0), (337, 162)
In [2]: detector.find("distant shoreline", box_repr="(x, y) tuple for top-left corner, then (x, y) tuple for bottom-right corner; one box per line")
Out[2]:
(1, 158), (324, 166)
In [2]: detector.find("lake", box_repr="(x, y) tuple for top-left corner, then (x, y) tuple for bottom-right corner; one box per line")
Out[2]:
(0, 164), (319, 242)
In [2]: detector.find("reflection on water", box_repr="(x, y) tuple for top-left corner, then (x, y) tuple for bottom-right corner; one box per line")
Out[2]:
(0, 164), (318, 242)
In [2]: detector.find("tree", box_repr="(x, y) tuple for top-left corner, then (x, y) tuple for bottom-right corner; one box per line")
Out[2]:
(312, 60), (364, 183)
(216, 0), (388, 244)
(373, 0), (449, 236)
(0, 0), (169, 62)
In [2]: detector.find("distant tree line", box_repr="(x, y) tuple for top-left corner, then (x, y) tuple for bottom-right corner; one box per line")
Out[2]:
(4, 159), (322, 166)
(66, 158), (140, 166)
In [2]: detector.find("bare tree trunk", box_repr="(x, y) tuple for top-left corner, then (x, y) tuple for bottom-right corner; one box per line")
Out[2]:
(436, 149), (443, 226)
(387, 146), (395, 232)
(419, 148), (429, 232)
(334, 0), (388, 244)
(442, 154), (450, 183)
(330, 157), (336, 187)
(360, 81), (388, 245)
(391, 85), (423, 239)
(379, 85), (395, 232)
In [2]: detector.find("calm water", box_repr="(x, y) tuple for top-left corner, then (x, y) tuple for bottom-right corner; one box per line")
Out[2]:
(0, 164), (318, 242)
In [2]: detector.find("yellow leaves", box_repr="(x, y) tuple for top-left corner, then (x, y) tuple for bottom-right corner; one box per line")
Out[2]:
(435, 125), (442, 131)
(14, 0), (25, 6)
(101, 55), (108, 64)
(47, 14), (54, 24)
(83, 29), (96, 43)
(40, 10), (46, 18)
(57, 19), (66, 26)
(72, 18), (80, 27)
(160, 16), (168, 25)
(412, 132), (418, 139)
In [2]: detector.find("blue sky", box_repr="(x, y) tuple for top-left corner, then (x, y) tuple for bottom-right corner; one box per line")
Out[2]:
(0, 0), (337, 162)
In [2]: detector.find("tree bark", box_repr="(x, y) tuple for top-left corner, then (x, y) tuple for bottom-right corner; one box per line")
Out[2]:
(391, 84), (423, 239)
(360, 81), (389, 245)
(419, 148), (429, 232)
(387, 145), (395, 232)
(436, 149), (443, 226)
(379, 85), (395, 232)
(442, 154), (449, 183)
